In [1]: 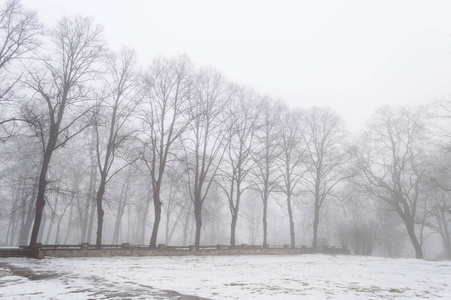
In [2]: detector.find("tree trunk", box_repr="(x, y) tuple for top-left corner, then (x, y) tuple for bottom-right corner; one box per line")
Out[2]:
(19, 199), (34, 245)
(230, 210), (238, 247)
(112, 200), (125, 244)
(182, 205), (191, 246)
(149, 189), (161, 247)
(95, 178), (106, 249)
(37, 215), (46, 243)
(440, 212), (451, 260)
(312, 202), (320, 250)
(29, 149), (54, 246)
(287, 192), (295, 248)
(55, 215), (64, 244)
(44, 215), (54, 244)
(167, 209), (183, 245)
(194, 200), (202, 249)
(86, 198), (96, 243)
(262, 193), (268, 247)
(140, 199), (150, 245)
(403, 216), (423, 259)
(64, 199), (74, 244)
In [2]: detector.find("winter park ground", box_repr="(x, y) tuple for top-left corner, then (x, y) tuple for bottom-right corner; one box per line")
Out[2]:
(0, 254), (450, 299)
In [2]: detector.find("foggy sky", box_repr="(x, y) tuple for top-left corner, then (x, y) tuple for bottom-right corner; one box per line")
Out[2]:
(22, 0), (451, 131)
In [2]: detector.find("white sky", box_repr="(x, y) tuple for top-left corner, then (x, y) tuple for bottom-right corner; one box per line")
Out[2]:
(22, 0), (451, 131)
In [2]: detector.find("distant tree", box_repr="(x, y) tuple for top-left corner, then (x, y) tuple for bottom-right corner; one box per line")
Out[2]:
(336, 183), (379, 256)
(302, 107), (350, 250)
(426, 153), (451, 259)
(25, 16), (105, 246)
(2, 135), (40, 245)
(0, 0), (40, 139)
(182, 68), (227, 249)
(354, 106), (427, 259)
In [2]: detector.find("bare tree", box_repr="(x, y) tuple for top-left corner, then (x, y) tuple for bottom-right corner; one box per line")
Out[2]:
(0, 0), (40, 139)
(426, 153), (451, 259)
(251, 98), (283, 247)
(139, 56), (193, 247)
(1, 135), (40, 245)
(355, 106), (427, 258)
(25, 16), (105, 246)
(302, 107), (350, 250)
(93, 48), (140, 248)
(0, 0), (40, 100)
(219, 86), (260, 247)
(336, 183), (379, 255)
(276, 108), (307, 248)
(162, 174), (185, 245)
(182, 68), (227, 249)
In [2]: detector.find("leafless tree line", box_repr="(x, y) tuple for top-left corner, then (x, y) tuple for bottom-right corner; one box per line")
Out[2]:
(1, 1), (450, 260)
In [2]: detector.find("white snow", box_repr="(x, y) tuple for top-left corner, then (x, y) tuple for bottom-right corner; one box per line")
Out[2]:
(1, 254), (450, 299)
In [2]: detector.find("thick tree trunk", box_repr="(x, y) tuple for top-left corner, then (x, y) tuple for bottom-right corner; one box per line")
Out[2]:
(194, 199), (202, 249)
(403, 216), (423, 259)
(149, 189), (162, 247)
(29, 149), (54, 246)
(230, 211), (238, 247)
(312, 203), (320, 250)
(29, 114), (62, 247)
(95, 178), (106, 249)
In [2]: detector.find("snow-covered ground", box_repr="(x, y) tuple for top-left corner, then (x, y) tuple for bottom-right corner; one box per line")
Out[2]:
(0, 254), (450, 299)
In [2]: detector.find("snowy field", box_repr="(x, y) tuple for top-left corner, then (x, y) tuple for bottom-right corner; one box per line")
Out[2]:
(1, 254), (450, 299)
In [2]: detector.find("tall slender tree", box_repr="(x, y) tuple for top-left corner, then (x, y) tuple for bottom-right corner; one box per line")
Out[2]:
(302, 107), (350, 250)
(251, 98), (283, 247)
(93, 48), (140, 248)
(277, 108), (307, 248)
(139, 56), (193, 247)
(219, 86), (260, 247)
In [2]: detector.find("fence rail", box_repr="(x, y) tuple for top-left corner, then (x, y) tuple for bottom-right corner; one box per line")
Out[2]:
(2, 243), (349, 259)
